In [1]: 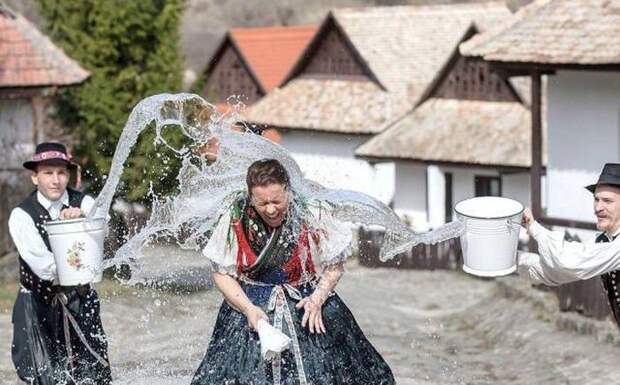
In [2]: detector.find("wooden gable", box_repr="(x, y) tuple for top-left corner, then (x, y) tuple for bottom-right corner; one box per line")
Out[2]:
(419, 25), (522, 105)
(202, 38), (263, 105)
(301, 27), (367, 78)
(284, 14), (376, 83)
(433, 55), (520, 102)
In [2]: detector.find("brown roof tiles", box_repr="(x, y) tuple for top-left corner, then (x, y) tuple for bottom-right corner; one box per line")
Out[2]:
(247, 2), (514, 135)
(0, 6), (89, 88)
(460, 0), (620, 65)
(355, 98), (532, 168)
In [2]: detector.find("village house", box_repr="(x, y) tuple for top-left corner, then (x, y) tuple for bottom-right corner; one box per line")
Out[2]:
(0, 4), (89, 255)
(460, 0), (620, 319)
(246, 2), (515, 216)
(198, 25), (317, 111)
(461, 0), (620, 239)
(355, 23), (533, 230)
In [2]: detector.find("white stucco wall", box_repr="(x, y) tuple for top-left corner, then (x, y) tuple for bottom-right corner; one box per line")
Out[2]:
(0, 98), (35, 169)
(392, 161), (428, 230)
(546, 71), (620, 222)
(395, 163), (531, 229)
(279, 130), (395, 204)
(427, 165), (445, 228)
(501, 172), (531, 208)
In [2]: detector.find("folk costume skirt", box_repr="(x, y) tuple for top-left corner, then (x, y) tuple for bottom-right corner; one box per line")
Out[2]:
(11, 285), (112, 385)
(191, 282), (395, 385)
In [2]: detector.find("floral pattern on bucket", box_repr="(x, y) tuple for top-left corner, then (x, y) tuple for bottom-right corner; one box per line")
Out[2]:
(66, 241), (86, 270)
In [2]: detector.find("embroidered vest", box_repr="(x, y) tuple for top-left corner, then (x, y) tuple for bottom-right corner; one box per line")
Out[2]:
(598, 233), (620, 329)
(16, 188), (85, 300)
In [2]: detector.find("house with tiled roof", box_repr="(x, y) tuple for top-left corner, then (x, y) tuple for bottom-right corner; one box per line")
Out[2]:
(355, 23), (535, 229)
(0, 3), (89, 255)
(0, 4), (89, 163)
(461, 0), (620, 236)
(246, 2), (513, 210)
(198, 25), (317, 109)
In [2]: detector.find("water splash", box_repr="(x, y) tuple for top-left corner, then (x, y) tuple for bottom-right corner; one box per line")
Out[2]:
(93, 93), (464, 283)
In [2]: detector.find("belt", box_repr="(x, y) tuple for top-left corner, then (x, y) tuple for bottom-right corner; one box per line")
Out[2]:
(239, 275), (318, 385)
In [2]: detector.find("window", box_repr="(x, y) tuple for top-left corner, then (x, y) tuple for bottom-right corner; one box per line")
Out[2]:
(475, 175), (501, 197)
(444, 172), (453, 223)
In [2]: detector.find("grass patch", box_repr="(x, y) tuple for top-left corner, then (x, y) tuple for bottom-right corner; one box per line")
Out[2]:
(0, 281), (19, 314)
(93, 278), (140, 300)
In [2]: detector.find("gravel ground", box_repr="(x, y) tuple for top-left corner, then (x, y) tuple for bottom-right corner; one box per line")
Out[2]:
(1, 260), (620, 385)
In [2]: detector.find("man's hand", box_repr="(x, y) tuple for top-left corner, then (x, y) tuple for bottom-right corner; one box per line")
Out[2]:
(59, 207), (82, 220)
(296, 294), (326, 334)
(521, 208), (534, 229)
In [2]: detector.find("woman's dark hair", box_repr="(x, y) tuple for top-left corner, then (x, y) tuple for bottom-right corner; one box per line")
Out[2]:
(246, 159), (290, 191)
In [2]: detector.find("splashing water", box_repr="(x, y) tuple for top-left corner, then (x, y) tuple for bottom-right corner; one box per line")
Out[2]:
(92, 93), (464, 284)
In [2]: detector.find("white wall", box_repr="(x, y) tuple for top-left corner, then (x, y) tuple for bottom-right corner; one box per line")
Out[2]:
(451, 167), (495, 214)
(427, 165), (445, 228)
(392, 161), (428, 230)
(0, 98), (35, 169)
(280, 130), (395, 204)
(502, 172), (531, 208)
(394, 163), (531, 229)
(546, 71), (620, 222)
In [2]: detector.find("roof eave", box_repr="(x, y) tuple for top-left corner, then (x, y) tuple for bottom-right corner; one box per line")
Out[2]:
(354, 154), (533, 171)
(243, 121), (378, 136)
(478, 59), (620, 73)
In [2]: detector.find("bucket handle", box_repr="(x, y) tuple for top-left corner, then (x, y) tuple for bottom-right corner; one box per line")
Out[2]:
(506, 219), (521, 233)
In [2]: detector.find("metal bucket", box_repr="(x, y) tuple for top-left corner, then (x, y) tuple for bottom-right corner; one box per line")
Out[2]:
(44, 217), (106, 286)
(455, 197), (523, 277)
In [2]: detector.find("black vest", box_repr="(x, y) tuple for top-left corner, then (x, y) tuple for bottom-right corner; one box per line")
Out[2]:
(598, 233), (620, 329)
(16, 188), (85, 300)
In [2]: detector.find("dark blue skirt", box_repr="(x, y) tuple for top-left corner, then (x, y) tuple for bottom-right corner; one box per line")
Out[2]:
(11, 287), (112, 385)
(191, 283), (395, 385)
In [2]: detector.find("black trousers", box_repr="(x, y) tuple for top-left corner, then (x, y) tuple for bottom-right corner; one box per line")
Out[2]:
(11, 286), (112, 385)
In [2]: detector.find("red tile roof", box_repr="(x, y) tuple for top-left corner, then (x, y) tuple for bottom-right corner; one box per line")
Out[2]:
(0, 7), (89, 88)
(229, 25), (317, 92)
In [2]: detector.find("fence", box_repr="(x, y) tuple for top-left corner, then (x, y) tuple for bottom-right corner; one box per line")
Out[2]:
(357, 227), (461, 270)
(549, 231), (611, 319)
(358, 226), (613, 321)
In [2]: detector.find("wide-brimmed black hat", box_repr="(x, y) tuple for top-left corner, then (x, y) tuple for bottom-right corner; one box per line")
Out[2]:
(585, 163), (620, 193)
(23, 142), (78, 171)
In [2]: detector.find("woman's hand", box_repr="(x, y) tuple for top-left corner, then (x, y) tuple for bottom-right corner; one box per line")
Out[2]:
(59, 207), (82, 220)
(295, 294), (326, 334)
(244, 304), (268, 332)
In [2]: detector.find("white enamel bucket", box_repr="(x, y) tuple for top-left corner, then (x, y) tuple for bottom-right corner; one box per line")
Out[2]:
(454, 197), (524, 277)
(44, 217), (106, 286)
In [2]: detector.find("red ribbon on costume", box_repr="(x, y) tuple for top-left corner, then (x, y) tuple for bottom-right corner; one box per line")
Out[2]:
(233, 221), (317, 280)
(283, 227), (316, 282)
(232, 220), (257, 274)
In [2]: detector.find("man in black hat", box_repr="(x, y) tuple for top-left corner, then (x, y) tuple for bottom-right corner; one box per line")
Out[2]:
(9, 142), (112, 384)
(519, 163), (620, 329)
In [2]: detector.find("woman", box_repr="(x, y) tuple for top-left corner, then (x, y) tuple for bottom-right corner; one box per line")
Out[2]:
(191, 159), (395, 385)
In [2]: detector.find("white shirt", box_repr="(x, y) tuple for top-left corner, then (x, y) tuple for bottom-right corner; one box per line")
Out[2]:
(8, 190), (95, 281)
(517, 221), (620, 286)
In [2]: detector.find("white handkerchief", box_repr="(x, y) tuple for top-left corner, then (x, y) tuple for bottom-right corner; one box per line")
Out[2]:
(257, 319), (291, 361)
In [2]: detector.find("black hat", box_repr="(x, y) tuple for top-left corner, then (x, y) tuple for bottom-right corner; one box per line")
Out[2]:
(585, 163), (620, 193)
(23, 142), (78, 171)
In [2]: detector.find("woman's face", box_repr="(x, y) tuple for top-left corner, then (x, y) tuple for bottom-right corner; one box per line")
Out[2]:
(250, 183), (289, 228)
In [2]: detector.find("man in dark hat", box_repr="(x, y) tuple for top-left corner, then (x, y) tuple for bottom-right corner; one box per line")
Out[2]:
(519, 163), (620, 329)
(9, 142), (112, 384)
